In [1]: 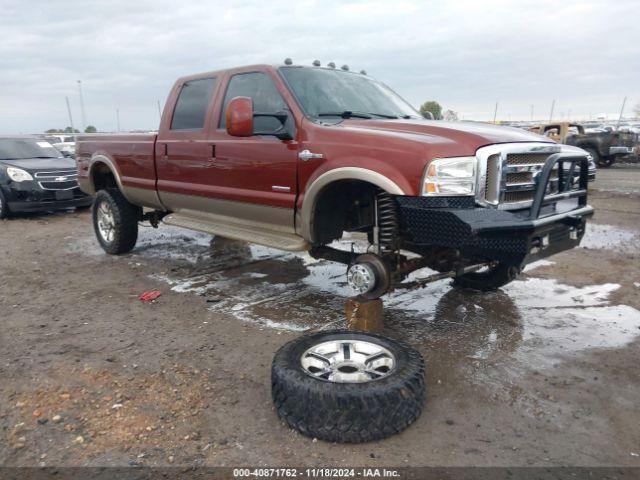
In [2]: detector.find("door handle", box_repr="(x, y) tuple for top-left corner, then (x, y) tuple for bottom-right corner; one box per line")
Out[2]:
(298, 149), (323, 161)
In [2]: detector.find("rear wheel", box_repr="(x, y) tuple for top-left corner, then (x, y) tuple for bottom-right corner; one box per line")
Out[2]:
(92, 189), (140, 254)
(0, 190), (9, 219)
(452, 262), (520, 291)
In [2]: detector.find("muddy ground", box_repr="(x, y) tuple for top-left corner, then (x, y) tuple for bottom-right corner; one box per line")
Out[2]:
(1, 165), (639, 468)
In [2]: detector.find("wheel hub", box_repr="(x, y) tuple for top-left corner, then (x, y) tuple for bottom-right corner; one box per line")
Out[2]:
(300, 339), (396, 383)
(96, 201), (116, 243)
(347, 263), (376, 295)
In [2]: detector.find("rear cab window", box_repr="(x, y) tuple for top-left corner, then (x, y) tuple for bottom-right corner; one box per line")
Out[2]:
(170, 77), (217, 131)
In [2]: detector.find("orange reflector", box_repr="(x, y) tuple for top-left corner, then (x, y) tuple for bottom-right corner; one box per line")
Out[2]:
(425, 183), (437, 193)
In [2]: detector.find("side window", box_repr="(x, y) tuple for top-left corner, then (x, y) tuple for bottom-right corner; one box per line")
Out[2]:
(170, 77), (217, 130)
(220, 72), (287, 131)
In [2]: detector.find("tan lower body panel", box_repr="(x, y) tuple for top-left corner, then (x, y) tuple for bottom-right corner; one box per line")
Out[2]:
(159, 192), (308, 252)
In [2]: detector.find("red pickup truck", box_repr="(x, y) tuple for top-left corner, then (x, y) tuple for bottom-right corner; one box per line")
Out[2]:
(76, 62), (595, 298)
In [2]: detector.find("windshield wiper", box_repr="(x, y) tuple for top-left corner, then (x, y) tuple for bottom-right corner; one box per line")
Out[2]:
(317, 111), (373, 119)
(368, 113), (399, 119)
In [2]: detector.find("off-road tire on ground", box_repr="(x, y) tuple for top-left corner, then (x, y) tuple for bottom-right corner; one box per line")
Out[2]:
(272, 330), (425, 443)
(92, 189), (141, 255)
(452, 262), (520, 291)
(0, 190), (9, 219)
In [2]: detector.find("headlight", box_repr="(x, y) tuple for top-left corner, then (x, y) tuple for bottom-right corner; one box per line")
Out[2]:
(6, 167), (34, 182)
(422, 156), (477, 196)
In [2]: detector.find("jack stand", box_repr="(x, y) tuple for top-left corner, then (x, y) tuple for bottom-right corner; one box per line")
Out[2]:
(345, 297), (384, 333)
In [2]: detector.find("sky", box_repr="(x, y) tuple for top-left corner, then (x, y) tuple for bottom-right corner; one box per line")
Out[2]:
(1, 0), (638, 133)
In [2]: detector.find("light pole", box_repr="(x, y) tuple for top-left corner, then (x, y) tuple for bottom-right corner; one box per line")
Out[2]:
(65, 96), (75, 132)
(77, 80), (87, 132)
(116, 108), (121, 132)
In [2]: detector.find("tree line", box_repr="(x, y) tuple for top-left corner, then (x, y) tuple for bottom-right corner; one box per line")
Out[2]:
(45, 126), (97, 134)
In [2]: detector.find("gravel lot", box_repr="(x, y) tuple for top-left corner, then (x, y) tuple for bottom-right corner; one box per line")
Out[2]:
(1, 165), (639, 468)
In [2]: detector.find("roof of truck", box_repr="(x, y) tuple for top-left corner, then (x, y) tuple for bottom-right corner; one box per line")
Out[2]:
(177, 63), (368, 83)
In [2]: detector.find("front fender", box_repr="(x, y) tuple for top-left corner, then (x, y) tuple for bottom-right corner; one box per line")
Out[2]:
(297, 165), (408, 243)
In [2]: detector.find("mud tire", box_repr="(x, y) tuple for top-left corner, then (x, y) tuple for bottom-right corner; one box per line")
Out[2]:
(92, 189), (140, 255)
(271, 330), (425, 443)
(452, 262), (520, 291)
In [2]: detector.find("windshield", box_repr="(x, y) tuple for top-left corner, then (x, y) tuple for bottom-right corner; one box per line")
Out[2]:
(279, 67), (420, 120)
(0, 138), (62, 160)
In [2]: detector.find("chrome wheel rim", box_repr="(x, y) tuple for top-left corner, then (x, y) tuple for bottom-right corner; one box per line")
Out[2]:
(96, 201), (115, 243)
(301, 339), (396, 383)
(347, 263), (376, 295)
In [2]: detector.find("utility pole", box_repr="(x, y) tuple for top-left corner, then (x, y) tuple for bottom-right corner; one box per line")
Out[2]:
(549, 99), (555, 122)
(617, 96), (627, 128)
(530, 104), (534, 121)
(65, 96), (75, 132)
(77, 80), (87, 132)
(493, 102), (498, 124)
(157, 100), (162, 121)
(116, 108), (121, 132)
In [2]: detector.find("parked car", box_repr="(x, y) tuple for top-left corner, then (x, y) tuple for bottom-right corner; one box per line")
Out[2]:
(528, 122), (638, 167)
(44, 134), (76, 157)
(0, 136), (93, 218)
(77, 61), (596, 297)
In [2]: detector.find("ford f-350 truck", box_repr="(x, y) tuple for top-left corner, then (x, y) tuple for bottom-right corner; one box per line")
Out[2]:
(76, 62), (595, 298)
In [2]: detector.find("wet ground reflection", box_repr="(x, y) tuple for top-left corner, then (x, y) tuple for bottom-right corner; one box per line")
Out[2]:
(71, 224), (640, 382)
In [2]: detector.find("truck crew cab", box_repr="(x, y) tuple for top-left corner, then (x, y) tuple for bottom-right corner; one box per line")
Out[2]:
(76, 61), (595, 298)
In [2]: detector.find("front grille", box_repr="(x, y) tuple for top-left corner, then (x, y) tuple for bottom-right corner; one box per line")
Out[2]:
(505, 153), (552, 166)
(39, 180), (78, 190)
(34, 169), (79, 191)
(482, 146), (583, 209)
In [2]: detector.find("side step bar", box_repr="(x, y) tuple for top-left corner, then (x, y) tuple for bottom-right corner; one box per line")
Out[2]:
(163, 210), (310, 252)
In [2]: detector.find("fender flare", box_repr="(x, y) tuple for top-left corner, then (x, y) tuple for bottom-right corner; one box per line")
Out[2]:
(298, 167), (405, 243)
(84, 154), (133, 201)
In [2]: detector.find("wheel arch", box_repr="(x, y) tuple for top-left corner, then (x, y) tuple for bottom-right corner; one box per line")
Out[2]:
(84, 154), (133, 201)
(298, 167), (405, 244)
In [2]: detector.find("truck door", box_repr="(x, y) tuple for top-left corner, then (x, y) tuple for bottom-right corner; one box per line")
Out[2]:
(206, 70), (299, 231)
(156, 76), (220, 211)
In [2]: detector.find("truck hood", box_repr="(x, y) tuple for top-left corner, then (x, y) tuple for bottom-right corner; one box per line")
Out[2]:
(0, 156), (75, 172)
(341, 118), (554, 155)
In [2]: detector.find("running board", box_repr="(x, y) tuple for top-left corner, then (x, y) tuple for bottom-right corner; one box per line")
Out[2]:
(163, 211), (310, 252)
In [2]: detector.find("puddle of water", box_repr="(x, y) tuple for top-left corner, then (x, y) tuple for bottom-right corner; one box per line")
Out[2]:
(580, 223), (638, 252)
(71, 225), (640, 378)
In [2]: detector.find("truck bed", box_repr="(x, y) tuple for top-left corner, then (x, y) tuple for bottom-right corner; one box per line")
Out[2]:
(76, 133), (158, 194)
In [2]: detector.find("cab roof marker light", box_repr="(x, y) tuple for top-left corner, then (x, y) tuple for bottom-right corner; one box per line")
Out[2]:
(284, 58), (293, 65)
(341, 64), (349, 71)
(312, 60), (321, 67)
(327, 62), (336, 69)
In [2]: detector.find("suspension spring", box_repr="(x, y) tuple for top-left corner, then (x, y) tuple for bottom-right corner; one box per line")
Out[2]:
(376, 190), (399, 251)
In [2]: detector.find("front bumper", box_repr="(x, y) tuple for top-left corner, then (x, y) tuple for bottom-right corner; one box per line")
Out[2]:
(397, 152), (594, 267)
(398, 197), (593, 265)
(609, 146), (635, 155)
(2, 182), (93, 213)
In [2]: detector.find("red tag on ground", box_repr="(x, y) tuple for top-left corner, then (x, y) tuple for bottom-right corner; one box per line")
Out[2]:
(139, 290), (162, 302)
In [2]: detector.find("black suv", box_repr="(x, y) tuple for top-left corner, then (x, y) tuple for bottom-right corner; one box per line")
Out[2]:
(0, 136), (92, 218)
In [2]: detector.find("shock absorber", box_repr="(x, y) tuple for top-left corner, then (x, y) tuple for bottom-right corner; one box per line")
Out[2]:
(376, 190), (399, 252)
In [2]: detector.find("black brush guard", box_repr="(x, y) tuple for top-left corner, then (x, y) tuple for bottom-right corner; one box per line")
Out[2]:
(397, 153), (594, 267)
